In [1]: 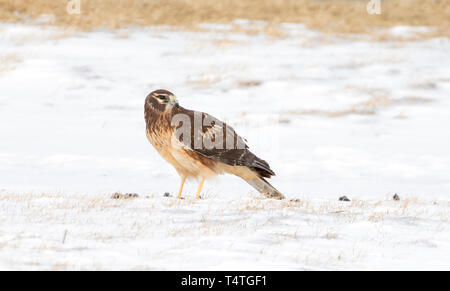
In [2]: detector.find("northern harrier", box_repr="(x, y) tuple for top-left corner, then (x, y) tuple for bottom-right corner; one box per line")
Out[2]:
(144, 89), (284, 200)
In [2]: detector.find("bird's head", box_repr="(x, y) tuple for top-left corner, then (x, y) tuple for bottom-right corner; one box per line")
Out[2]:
(145, 89), (179, 113)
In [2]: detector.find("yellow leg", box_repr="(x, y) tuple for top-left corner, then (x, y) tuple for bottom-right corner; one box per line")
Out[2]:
(177, 176), (186, 199)
(195, 178), (205, 200)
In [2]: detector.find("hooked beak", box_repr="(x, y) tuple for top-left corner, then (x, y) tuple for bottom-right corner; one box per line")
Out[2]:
(169, 95), (179, 107)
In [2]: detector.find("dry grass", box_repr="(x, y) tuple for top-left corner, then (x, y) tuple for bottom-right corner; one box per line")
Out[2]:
(1, 192), (448, 269)
(0, 53), (22, 73)
(0, 0), (448, 37)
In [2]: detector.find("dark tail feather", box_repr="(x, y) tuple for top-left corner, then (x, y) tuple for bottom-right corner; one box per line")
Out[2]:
(246, 178), (285, 200)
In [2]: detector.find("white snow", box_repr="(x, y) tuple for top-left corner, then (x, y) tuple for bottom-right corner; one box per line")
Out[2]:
(0, 23), (449, 270)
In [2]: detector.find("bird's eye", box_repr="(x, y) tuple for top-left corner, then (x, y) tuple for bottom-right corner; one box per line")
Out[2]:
(157, 95), (166, 100)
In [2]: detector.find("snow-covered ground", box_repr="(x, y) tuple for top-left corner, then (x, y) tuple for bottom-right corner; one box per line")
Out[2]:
(0, 22), (449, 270)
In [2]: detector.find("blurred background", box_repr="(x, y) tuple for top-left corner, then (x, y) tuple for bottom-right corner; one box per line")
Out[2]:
(1, 0), (449, 36)
(0, 0), (449, 197)
(0, 0), (449, 271)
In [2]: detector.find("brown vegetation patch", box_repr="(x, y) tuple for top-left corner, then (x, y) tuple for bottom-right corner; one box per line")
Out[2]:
(0, 0), (448, 38)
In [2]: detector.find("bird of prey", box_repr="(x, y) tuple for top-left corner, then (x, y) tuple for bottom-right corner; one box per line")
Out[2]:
(144, 89), (284, 200)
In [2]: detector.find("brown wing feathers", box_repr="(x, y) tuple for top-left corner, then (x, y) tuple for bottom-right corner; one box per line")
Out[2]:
(172, 108), (276, 179)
